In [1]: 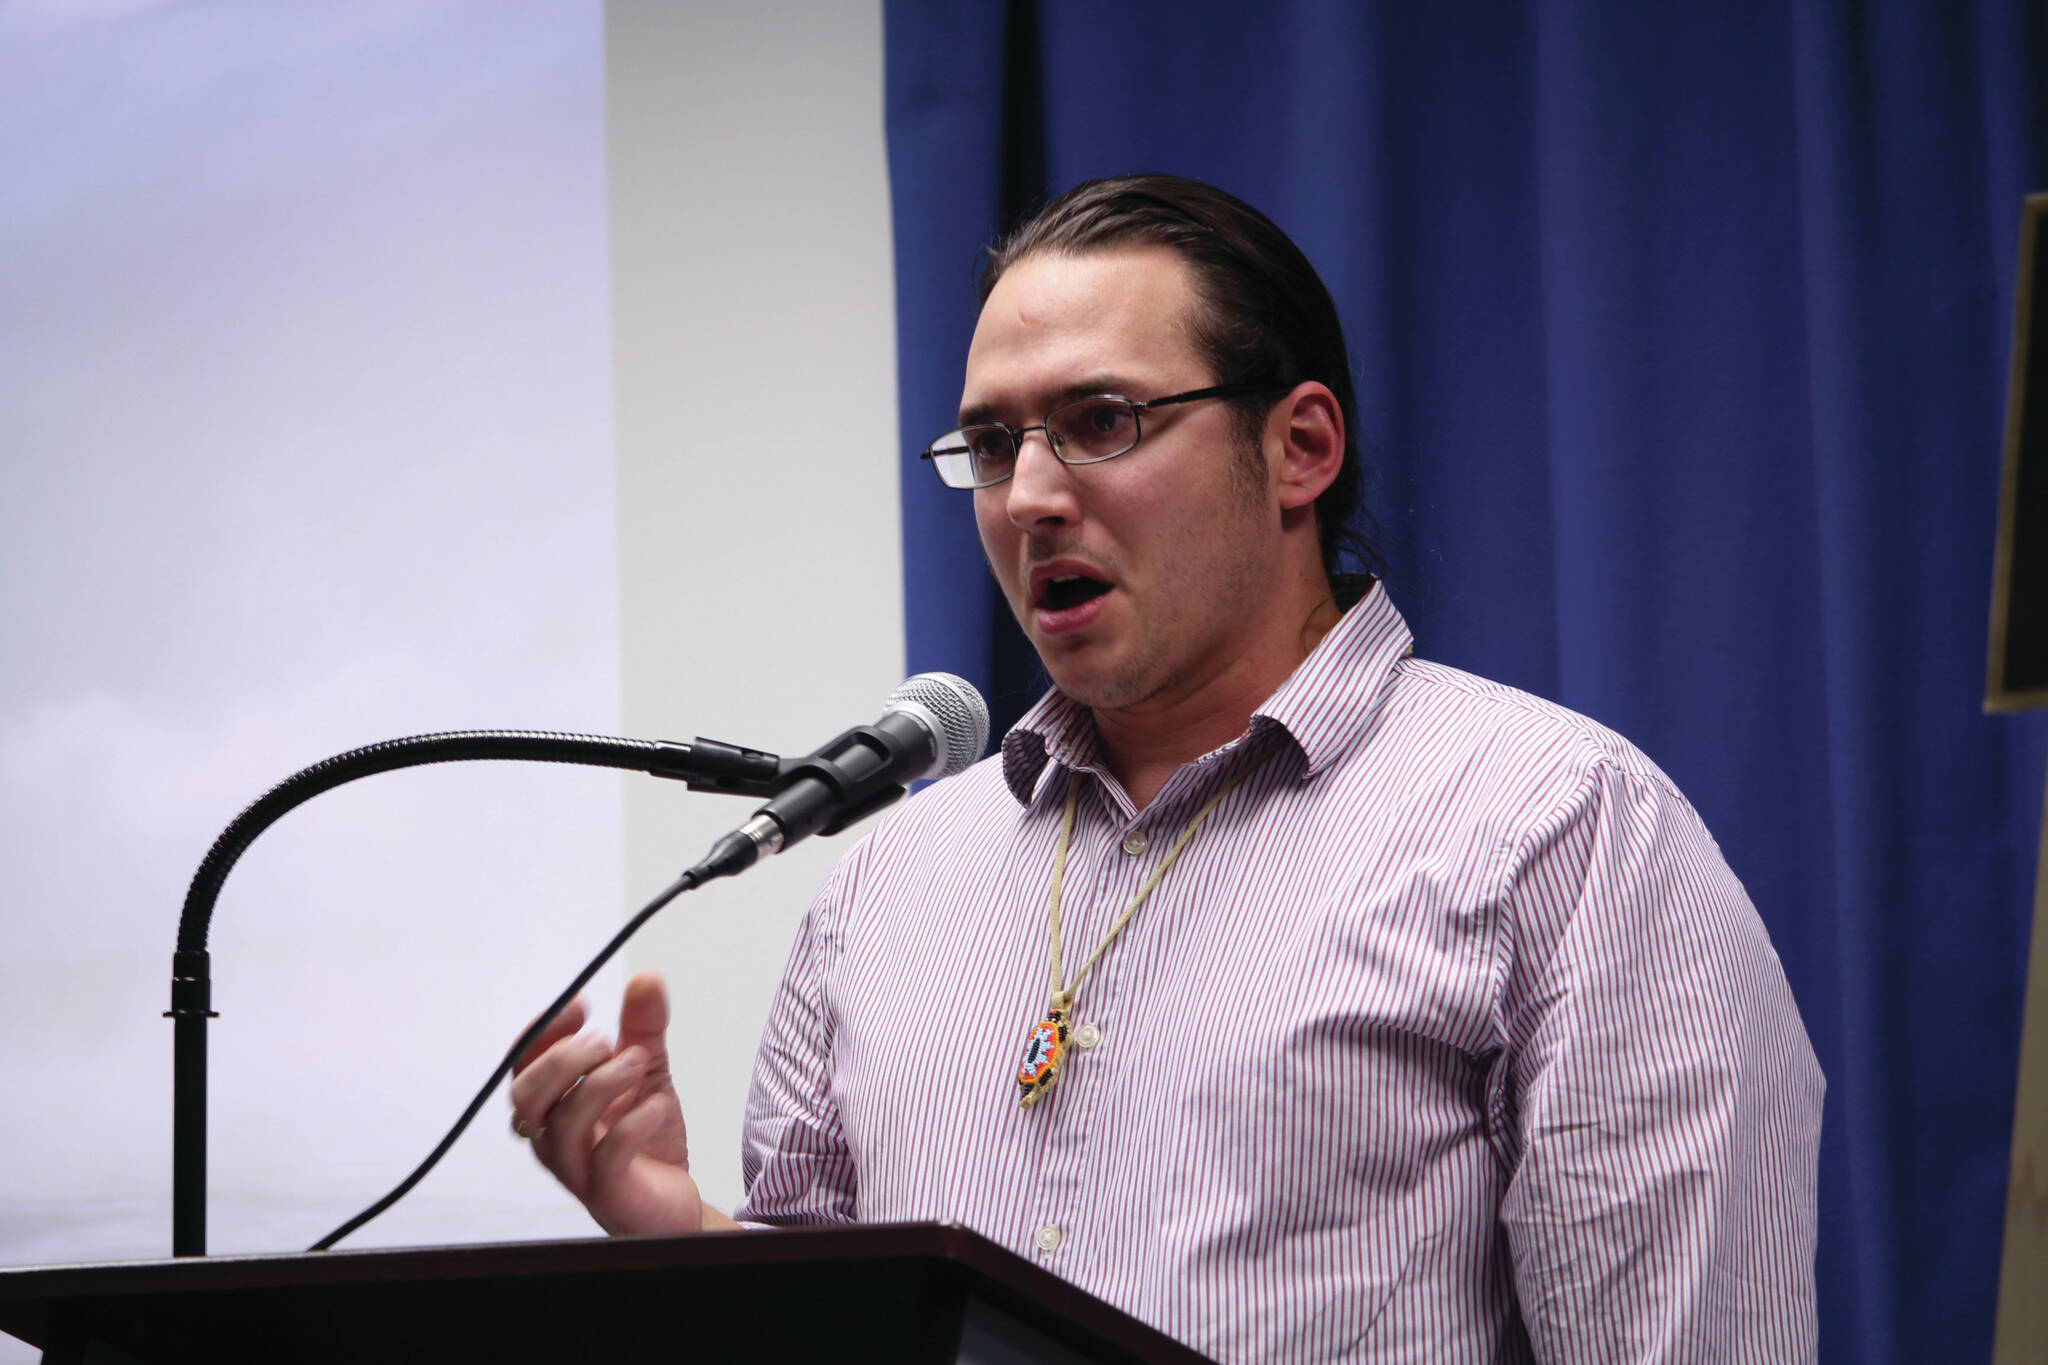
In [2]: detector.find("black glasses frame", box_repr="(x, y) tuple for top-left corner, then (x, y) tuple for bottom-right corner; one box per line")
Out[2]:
(919, 379), (1290, 490)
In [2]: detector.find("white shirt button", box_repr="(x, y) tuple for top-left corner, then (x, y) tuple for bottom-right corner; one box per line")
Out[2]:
(1034, 1224), (1062, 1253)
(1074, 1022), (1102, 1050)
(1120, 830), (1149, 855)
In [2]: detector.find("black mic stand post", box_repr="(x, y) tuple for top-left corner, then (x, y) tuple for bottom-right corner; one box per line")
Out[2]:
(166, 728), (786, 1257)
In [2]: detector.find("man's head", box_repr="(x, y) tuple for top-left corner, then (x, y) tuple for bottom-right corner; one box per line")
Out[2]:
(956, 178), (1351, 722)
(977, 175), (1369, 578)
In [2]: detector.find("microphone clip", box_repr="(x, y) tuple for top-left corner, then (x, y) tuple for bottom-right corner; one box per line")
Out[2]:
(672, 725), (915, 833)
(662, 737), (787, 796)
(765, 723), (918, 839)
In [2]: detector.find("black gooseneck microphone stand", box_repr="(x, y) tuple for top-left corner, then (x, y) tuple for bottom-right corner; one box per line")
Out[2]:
(166, 727), (796, 1258)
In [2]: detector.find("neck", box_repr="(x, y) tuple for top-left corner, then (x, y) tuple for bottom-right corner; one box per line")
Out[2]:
(1093, 588), (1343, 809)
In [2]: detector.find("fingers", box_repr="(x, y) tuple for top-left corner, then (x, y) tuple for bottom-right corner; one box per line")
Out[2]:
(507, 974), (683, 1220)
(512, 996), (589, 1076)
(541, 1045), (651, 1194)
(508, 1031), (610, 1140)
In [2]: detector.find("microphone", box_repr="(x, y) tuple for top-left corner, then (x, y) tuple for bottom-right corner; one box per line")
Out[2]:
(696, 672), (989, 879)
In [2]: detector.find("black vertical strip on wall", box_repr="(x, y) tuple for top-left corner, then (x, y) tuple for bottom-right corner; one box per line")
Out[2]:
(997, 0), (1047, 234)
(2003, 200), (2048, 697)
(984, 0), (1053, 741)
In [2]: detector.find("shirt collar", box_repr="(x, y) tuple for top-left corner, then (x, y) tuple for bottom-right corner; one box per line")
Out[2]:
(998, 580), (1416, 804)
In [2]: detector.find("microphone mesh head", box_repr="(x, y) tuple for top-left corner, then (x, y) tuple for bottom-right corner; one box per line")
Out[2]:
(886, 672), (990, 779)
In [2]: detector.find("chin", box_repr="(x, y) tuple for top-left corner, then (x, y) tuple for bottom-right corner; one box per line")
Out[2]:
(1051, 677), (1124, 710)
(1043, 652), (1169, 714)
(1040, 657), (1118, 710)
(1024, 613), (1170, 712)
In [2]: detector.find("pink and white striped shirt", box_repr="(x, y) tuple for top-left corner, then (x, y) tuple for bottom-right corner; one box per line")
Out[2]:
(737, 585), (1823, 1363)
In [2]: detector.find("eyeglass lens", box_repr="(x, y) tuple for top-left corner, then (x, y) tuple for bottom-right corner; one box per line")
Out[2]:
(930, 397), (1141, 488)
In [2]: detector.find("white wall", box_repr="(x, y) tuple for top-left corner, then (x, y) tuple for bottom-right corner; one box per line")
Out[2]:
(0, 18), (900, 1352)
(606, 0), (903, 1216)
(0, 0), (629, 1295)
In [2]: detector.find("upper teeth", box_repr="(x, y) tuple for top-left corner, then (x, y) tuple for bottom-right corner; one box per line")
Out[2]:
(1053, 574), (1081, 583)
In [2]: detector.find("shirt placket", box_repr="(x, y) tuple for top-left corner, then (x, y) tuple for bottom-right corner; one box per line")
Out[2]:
(1026, 779), (1155, 1270)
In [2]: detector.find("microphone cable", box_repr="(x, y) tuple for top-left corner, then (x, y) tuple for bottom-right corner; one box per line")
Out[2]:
(308, 858), (713, 1252)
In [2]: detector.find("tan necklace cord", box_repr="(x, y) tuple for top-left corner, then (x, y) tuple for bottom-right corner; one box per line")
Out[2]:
(1017, 748), (1269, 1108)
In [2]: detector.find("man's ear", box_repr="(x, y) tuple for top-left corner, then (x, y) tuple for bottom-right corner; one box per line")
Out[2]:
(1268, 382), (1344, 511)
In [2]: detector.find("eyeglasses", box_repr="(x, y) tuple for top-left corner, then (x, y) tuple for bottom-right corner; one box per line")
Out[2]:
(920, 379), (1287, 490)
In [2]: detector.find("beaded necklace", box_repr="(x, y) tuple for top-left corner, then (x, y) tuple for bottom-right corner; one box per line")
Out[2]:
(1015, 752), (1267, 1108)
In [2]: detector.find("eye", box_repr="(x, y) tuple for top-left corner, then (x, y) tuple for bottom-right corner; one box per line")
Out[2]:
(1053, 400), (1136, 458)
(963, 426), (1015, 464)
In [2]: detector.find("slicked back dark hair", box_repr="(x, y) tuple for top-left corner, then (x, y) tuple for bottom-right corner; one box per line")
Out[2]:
(977, 174), (1373, 578)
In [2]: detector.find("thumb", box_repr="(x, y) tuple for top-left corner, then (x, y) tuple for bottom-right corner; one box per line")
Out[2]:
(616, 971), (671, 1068)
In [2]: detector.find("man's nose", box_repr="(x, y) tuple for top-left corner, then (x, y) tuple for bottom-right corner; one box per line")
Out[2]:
(1002, 428), (1079, 527)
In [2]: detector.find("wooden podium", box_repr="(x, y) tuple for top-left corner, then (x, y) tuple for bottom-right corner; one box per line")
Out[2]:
(0, 1222), (1215, 1364)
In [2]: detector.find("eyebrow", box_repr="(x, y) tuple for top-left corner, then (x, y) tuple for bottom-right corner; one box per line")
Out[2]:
(957, 375), (1145, 428)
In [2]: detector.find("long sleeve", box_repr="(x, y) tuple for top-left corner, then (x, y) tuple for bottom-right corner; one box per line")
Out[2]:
(1494, 757), (1824, 1363)
(733, 865), (860, 1226)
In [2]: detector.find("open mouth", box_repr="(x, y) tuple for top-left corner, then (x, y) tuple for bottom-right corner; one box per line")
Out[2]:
(1036, 573), (1112, 612)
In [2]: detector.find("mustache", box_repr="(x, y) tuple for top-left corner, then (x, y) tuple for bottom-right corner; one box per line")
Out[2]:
(980, 537), (1112, 583)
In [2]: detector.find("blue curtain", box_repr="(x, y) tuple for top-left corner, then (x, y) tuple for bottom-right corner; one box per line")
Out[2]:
(884, 3), (2048, 1360)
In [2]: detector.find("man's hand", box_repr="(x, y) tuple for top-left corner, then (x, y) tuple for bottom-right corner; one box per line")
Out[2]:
(508, 971), (734, 1235)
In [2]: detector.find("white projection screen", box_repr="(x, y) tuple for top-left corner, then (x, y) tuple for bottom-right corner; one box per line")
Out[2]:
(0, 2), (903, 1345)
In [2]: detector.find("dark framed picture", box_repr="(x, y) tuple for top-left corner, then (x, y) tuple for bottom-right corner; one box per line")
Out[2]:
(1988, 193), (2048, 713)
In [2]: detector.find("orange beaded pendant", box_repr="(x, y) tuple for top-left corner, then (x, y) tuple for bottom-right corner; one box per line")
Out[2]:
(1016, 1009), (1071, 1109)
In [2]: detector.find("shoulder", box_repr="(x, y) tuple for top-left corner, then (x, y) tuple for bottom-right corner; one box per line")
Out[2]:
(1373, 668), (1776, 991)
(1385, 658), (1671, 780)
(1304, 653), (1735, 918)
(1365, 657), (1694, 818)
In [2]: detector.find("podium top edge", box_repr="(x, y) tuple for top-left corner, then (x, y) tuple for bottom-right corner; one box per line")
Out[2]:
(0, 1220), (990, 1292)
(0, 1221), (1217, 1365)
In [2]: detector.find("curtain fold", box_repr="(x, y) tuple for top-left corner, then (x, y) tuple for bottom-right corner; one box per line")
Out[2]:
(884, 3), (2048, 1358)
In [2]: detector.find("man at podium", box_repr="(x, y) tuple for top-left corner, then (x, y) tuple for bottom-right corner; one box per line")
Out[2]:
(510, 175), (1824, 1362)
